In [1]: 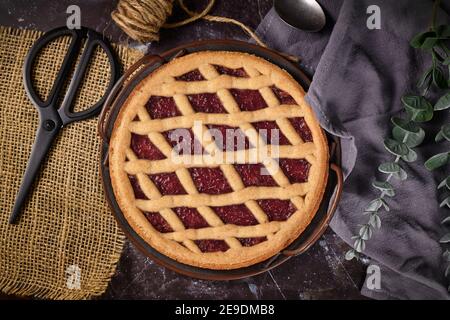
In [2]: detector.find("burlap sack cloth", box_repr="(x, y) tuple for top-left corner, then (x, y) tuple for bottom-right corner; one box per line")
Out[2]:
(0, 26), (142, 299)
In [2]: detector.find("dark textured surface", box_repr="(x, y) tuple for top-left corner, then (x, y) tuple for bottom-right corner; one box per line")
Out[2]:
(0, 0), (366, 299)
(104, 230), (366, 299)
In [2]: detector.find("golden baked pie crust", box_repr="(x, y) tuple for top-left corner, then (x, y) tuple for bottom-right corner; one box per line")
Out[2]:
(109, 51), (329, 270)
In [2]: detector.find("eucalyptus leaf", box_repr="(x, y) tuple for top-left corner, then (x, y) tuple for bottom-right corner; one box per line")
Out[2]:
(345, 249), (357, 261)
(354, 238), (366, 253)
(433, 48), (445, 62)
(401, 95), (433, 122)
(372, 180), (394, 192)
(379, 198), (390, 211)
(391, 117), (420, 133)
(421, 37), (439, 49)
(424, 152), (450, 170)
(393, 167), (408, 181)
(435, 130), (444, 142)
(434, 92), (450, 110)
(433, 67), (448, 89)
(368, 214), (382, 229)
(442, 216), (450, 225)
(392, 126), (425, 148)
(359, 225), (373, 241)
(437, 176), (450, 190)
(442, 124), (450, 141)
(410, 31), (436, 48)
(372, 181), (395, 197)
(378, 162), (401, 174)
(440, 196), (450, 208)
(401, 95), (429, 111)
(417, 68), (433, 87)
(401, 147), (418, 163)
(435, 123), (450, 142)
(366, 199), (382, 212)
(378, 162), (407, 179)
(384, 138), (409, 156)
(444, 57), (450, 65)
(440, 233), (450, 244)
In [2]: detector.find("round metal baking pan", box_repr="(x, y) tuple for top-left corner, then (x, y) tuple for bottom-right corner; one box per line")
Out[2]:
(98, 39), (343, 280)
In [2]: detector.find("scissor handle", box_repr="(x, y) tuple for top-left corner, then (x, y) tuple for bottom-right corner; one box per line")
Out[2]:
(10, 27), (120, 224)
(23, 27), (120, 125)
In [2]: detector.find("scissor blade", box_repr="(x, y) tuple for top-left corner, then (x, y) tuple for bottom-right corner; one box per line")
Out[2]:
(9, 124), (60, 224)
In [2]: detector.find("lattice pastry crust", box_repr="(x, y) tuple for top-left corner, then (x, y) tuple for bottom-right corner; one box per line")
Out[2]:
(109, 51), (329, 270)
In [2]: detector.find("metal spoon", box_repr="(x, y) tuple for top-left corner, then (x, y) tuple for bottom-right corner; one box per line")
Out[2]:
(274, 0), (326, 32)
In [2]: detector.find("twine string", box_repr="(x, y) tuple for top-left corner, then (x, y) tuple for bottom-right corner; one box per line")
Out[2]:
(111, 0), (173, 42)
(111, 0), (266, 47)
(164, 0), (216, 28)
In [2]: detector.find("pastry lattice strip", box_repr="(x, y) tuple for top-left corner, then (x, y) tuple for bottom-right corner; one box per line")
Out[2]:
(129, 104), (308, 133)
(125, 149), (202, 253)
(126, 62), (317, 250)
(132, 80), (244, 250)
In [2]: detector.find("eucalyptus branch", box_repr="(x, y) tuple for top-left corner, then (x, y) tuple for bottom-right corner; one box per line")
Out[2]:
(424, 85), (450, 292)
(346, 98), (429, 261)
(417, 2), (450, 290)
(346, 1), (450, 291)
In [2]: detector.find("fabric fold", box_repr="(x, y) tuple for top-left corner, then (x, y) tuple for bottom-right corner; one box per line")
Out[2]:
(257, 0), (450, 299)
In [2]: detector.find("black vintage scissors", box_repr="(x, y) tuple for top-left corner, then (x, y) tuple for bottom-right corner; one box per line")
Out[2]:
(9, 27), (120, 224)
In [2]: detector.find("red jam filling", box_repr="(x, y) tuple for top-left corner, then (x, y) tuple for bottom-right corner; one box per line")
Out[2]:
(207, 124), (250, 151)
(271, 86), (297, 105)
(238, 237), (267, 247)
(144, 212), (174, 233)
(189, 167), (233, 194)
(289, 117), (313, 142)
(214, 65), (249, 78)
(146, 96), (181, 119)
(251, 121), (290, 145)
(234, 163), (277, 187)
(173, 207), (209, 229)
(229, 89), (268, 111)
(187, 93), (227, 113)
(131, 133), (166, 160)
(213, 204), (258, 226)
(195, 240), (229, 253)
(162, 128), (204, 155)
(175, 69), (205, 81)
(131, 79), (314, 253)
(279, 158), (310, 183)
(150, 172), (187, 195)
(257, 199), (296, 221)
(128, 175), (148, 200)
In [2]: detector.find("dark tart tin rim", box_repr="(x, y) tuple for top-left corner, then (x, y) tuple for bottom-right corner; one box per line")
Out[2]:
(98, 39), (343, 280)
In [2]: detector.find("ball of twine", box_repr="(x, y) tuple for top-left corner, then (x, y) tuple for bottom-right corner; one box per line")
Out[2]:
(111, 0), (266, 46)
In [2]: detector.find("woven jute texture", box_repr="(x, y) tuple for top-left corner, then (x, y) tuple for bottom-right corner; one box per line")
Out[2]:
(0, 26), (142, 299)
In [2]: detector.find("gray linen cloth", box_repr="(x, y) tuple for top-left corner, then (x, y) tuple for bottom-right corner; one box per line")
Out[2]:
(257, 0), (450, 299)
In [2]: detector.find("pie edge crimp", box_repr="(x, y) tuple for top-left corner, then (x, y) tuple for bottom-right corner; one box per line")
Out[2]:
(108, 51), (329, 270)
